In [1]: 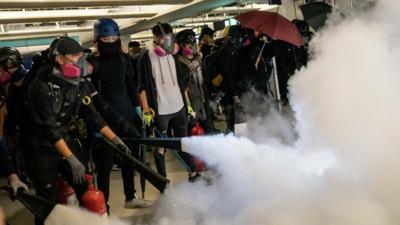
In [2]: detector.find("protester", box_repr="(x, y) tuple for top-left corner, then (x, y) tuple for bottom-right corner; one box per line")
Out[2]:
(22, 37), (131, 225)
(88, 18), (152, 209)
(137, 22), (201, 181)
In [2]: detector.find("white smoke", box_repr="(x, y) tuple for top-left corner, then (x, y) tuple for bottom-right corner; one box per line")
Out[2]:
(149, 0), (400, 225)
(44, 205), (128, 225)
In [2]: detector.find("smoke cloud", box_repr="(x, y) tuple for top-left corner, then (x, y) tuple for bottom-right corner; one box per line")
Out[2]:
(150, 0), (400, 225)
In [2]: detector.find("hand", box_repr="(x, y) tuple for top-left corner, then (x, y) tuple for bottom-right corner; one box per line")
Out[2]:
(8, 174), (28, 197)
(142, 108), (155, 126)
(135, 106), (142, 119)
(66, 155), (86, 184)
(111, 136), (131, 155)
(187, 105), (196, 118)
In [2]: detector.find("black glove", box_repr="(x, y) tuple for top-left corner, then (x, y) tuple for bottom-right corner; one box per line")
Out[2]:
(111, 136), (131, 155)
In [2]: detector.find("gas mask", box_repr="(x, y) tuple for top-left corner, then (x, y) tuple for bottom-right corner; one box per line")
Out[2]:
(0, 70), (11, 85)
(60, 56), (87, 79)
(182, 44), (197, 59)
(154, 34), (180, 57)
(154, 35), (179, 57)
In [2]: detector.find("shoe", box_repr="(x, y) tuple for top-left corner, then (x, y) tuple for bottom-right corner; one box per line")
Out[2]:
(188, 172), (202, 182)
(188, 172), (213, 185)
(124, 197), (154, 208)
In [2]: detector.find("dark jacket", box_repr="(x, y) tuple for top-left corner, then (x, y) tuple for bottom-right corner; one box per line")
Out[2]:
(206, 44), (240, 104)
(5, 68), (29, 138)
(24, 68), (106, 151)
(88, 53), (139, 132)
(137, 50), (187, 115)
(178, 56), (205, 114)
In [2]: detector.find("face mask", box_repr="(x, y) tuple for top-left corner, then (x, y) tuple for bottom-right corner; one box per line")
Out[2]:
(0, 70), (11, 85)
(182, 46), (193, 59)
(98, 39), (121, 57)
(154, 43), (179, 57)
(243, 38), (251, 47)
(10, 66), (26, 82)
(61, 63), (81, 79)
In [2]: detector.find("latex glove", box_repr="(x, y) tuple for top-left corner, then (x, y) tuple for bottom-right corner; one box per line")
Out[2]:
(187, 105), (196, 118)
(112, 136), (131, 155)
(135, 106), (142, 119)
(142, 108), (155, 127)
(8, 174), (28, 197)
(66, 154), (86, 184)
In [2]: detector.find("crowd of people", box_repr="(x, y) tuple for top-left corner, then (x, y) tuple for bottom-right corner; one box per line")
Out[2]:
(0, 17), (312, 225)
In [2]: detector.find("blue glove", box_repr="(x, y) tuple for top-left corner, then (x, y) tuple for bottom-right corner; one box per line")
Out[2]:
(135, 106), (142, 119)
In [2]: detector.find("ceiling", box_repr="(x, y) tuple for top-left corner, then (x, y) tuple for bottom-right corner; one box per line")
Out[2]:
(0, 0), (281, 54)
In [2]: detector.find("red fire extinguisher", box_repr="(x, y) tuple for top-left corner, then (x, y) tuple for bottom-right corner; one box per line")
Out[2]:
(81, 175), (108, 218)
(190, 122), (206, 172)
(57, 177), (78, 206)
(191, 122), (205, 136)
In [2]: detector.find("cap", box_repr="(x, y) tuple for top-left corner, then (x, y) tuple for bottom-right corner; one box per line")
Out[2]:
(55, 37), (89, 55)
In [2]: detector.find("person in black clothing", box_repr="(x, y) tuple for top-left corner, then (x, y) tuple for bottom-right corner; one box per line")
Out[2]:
(128, 41), (141, 69)
(88, 18), (152, 209)
(205, 25), (247, 132)
(0, 47), (31, 179)
(0, 85), (28, 196)
(137, 23), (201, 181)
(199, 26), (214, 62)
(23, 37), (130, 225)
(176, 29), (209, 131)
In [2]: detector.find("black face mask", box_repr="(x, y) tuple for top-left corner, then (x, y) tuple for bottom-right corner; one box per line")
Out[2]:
(11, 66), (26, 82)
(97, 39), (121, 57)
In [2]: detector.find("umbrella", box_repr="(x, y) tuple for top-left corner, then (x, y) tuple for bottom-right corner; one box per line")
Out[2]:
(300, 2), (332, 31)
(236, 11), (304, 47)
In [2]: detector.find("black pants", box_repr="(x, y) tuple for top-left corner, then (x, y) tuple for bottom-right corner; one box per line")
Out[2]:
(92, 138), (138, 206)
(30, 149), (87, 225)
(154, 107), (196, 173)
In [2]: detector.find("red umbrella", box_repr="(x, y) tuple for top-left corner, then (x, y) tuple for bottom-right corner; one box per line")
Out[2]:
(236, 11), (304, 47)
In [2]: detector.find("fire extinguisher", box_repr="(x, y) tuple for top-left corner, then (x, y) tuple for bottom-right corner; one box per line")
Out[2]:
(57, 177), (78, 206)
(191, 122), (205, 136)
(81, 174), (108, 218)
(190, 122), (206, 172)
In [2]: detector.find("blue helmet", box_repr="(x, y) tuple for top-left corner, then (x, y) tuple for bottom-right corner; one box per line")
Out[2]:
(93, 18), (120, 39)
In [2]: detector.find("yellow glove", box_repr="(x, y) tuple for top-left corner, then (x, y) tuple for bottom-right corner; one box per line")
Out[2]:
(187, 104), (196, 118)
(212, 74), (223, 87)
(142, 108), (155, 126)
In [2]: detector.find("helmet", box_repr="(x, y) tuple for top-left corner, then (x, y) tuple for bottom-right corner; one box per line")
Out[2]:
(0, 47), (22, 69)
(93, 18), (120, 39)
(176, 29), (196, 45)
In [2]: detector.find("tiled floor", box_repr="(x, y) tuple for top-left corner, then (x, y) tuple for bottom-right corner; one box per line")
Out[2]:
(2, 151), (188, 225)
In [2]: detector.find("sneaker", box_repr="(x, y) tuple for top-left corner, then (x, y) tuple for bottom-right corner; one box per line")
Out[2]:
(188, 172), (213, 185)
(124, 197), (154, 208)
(188, 172), (202, 182)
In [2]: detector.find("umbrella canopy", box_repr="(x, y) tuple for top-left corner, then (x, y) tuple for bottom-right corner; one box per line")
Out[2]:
(300, 2), (332, 31)
(236, 11), (304, 47)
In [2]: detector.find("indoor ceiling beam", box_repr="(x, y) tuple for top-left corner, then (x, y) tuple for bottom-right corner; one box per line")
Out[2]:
(0, 12), (157, 24)
(0, 27), (92, 38)
(0, 0), (193, 8)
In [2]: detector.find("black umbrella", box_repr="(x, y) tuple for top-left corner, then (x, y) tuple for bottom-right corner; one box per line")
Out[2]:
(300, 2), (332, 31)
(1, 187), (55, 222)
